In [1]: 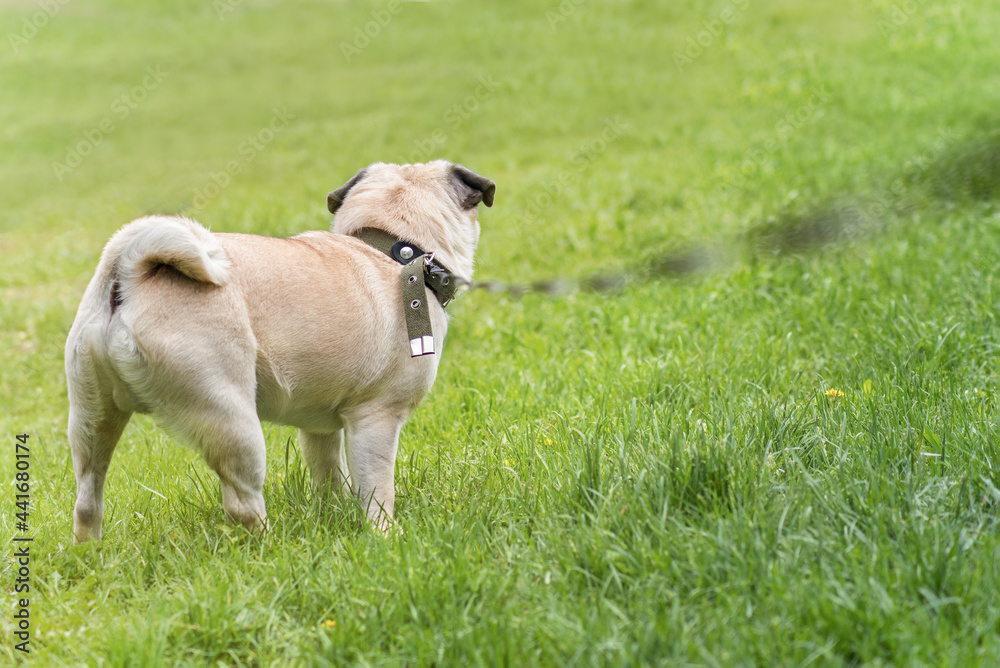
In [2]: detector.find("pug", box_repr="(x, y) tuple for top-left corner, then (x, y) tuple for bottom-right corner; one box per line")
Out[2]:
(65, 160), (495, 542)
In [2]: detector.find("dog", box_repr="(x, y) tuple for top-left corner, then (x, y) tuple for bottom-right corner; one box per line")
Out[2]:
(65, 160), (495, 542)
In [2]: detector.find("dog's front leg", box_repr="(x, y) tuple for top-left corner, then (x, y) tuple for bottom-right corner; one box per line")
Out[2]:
(344, 407), (404, 532)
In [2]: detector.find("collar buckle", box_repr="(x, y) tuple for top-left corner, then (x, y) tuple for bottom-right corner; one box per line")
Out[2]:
(356, 228), (459, 308)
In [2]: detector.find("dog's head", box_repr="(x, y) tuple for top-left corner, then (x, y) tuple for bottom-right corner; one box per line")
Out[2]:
(327, 161), (495, 282)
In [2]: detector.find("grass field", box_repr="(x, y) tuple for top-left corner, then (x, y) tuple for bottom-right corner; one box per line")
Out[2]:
(3, 0), (1000, 664)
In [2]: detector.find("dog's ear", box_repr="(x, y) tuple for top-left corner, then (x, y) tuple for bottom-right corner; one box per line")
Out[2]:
(449, 164), (496, 209)
(327, 168), (369, 214)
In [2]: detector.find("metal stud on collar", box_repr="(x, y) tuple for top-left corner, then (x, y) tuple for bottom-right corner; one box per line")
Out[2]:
(399, 246), (414, 260)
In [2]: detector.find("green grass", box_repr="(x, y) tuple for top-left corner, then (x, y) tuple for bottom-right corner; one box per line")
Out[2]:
(3, 0), (1000, 664)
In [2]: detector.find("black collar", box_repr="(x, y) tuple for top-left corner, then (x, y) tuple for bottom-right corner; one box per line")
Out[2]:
(351, 227), (459, 307)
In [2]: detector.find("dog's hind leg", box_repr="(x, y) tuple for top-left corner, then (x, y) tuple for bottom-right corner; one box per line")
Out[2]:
(300, 428), (351, 494)
(143, 372), (268, 531)
(67, 358), (131, 544)
(194, 411), (268, 532)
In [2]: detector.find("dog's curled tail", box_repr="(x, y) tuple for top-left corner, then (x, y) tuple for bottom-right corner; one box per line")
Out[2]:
(66, 215), (231, 379)
(113, 215), (230, 288)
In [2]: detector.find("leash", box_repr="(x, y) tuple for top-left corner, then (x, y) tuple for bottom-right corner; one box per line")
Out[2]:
(354, 146), (991, 334)
(467, 244), (721, 297)
(354, 223), (732, 312)
(407, 201), (871, 299)
(460, 128), (1000, 299)
(454, 195), (908, 298)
